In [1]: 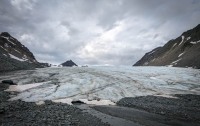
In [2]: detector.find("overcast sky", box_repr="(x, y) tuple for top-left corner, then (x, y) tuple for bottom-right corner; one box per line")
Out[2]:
(0, 0), (200, 65)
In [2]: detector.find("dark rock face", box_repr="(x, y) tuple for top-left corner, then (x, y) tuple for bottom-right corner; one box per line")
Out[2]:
(134, 24), (200, 68)
(0, 32), (37, 63)
(61, 60), (78, 67)
(0, 32), (46, 72)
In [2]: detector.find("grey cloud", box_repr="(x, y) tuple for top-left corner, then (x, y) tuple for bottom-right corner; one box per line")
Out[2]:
(0, 0), (200, 65)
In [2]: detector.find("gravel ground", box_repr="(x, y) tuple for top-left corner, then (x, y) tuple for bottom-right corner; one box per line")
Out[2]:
(92, 105), (199, 126)
(117, 94), (200, 122)
(0, 83), (109, 126)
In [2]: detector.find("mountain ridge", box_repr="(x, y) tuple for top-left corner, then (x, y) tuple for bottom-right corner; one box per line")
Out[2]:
(0, 32), (47, 72)
(133, 24), (200, 69)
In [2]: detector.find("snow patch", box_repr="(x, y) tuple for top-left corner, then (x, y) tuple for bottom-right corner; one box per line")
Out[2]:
(4, 43), (9, 48)
(1, 36), (16, 45)
(178, 52), (184, 57)
(144, 62), (149, 65)
(171, 58), (182, 65)
(172, 43), (177, 48)
(79, 99), (116, 105)
(190, 40), (200, 44)
(153, 94), (178, 99)
(10, 37), (15, 40)
(14, 49), (21, 54)
(52, 98), (115, 105)
(148, 50), (155, 55)
(5, 82), (45, 92)
(187, 37), (191, 40)
(9, 54), (26, 62)
(0, 45), (8, 51)
(179, 36), (184, 45)
(52, 98), (73, 105)
(35, 101), (45, 105)
(151, 58), (155, 62)
(166, 65), (173, 67)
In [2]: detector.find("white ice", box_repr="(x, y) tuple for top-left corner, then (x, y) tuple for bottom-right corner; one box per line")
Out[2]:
(1, 66), (200, 105)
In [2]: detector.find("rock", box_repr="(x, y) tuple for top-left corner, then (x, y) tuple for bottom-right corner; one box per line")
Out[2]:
(71, 100), (85, 105)
(0, 108), (5, 114)
(61, 60), (78, 67)
(2, 80), (15, 85)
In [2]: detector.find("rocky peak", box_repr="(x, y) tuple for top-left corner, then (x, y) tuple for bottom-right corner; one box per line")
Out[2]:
(0, 32), (37, 63)
(0, 32), (11, 37)
(61, 60), (78, 67)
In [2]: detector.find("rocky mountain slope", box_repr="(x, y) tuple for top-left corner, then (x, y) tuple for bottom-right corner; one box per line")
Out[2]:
(61, 60), (78, 67)
(0, 32), (47, 72)
(134, 24), (200, 68)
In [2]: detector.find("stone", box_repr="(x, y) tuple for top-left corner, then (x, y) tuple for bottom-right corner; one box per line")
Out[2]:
(71, 100), (85, 105)
(2, 80), (15, 85)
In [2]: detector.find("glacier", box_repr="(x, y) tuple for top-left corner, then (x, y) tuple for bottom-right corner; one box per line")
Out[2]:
(1, 66), (200, 105)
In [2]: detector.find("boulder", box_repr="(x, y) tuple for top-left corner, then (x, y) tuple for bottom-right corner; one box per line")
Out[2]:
(2, 80), (15, 85)
(71, 100), (85, 105)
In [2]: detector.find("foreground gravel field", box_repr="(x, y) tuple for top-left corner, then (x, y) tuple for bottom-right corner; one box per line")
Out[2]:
(0, 83), (109, 126)
(117, 94), (200, 122)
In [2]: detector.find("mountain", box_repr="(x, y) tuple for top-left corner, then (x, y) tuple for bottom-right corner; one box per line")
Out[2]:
(133, 24), (200, 69)
(61, 60), (78, 67)
(0, 32), (47, 72)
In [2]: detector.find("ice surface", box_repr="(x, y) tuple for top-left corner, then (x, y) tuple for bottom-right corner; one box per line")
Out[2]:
(2, 66), (200, 105)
